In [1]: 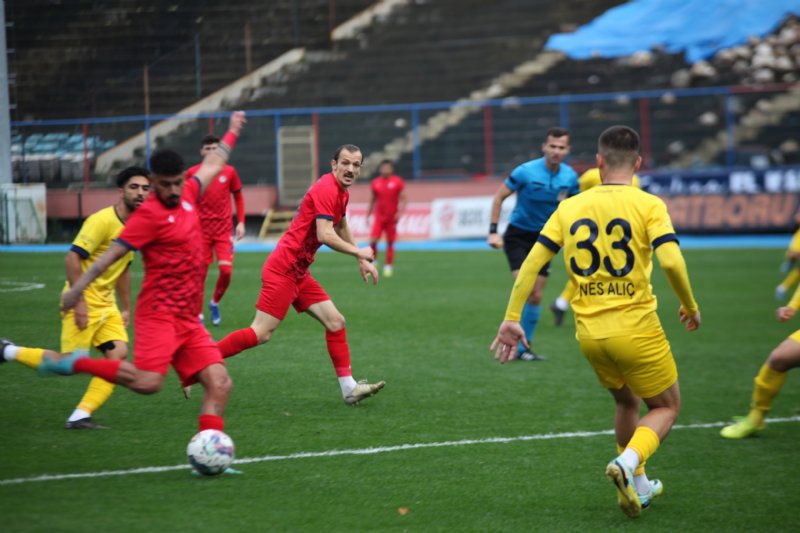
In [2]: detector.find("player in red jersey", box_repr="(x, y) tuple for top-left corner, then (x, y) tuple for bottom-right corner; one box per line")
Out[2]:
(2, 112), (247, 440)
(367, 159), (407, 278)
(216, 144), (385, 405)
(187, 134), (246, 327)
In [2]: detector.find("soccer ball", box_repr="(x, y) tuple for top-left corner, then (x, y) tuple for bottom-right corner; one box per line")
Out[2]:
(187, 429), (235, 476)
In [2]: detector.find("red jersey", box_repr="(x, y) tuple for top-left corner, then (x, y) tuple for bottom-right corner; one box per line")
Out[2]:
(266, 173), (348, 280)
(187, 163), (242, 238)
(117, 177), (205, 318)
(370, 175), (405, 219)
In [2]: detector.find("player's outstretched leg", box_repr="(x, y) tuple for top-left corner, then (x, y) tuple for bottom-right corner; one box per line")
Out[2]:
(607, 382), (680, 518)
(306, 301), (385, 405)
(217, 309), (277, 359)
(721, 338), (800, 439)
(1, 339), (48, 369)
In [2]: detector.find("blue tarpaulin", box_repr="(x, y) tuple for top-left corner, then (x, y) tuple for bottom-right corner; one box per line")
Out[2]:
(546, 0), (800, 63)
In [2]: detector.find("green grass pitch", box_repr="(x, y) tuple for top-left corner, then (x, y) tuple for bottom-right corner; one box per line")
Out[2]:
(1, 247), (799, 532)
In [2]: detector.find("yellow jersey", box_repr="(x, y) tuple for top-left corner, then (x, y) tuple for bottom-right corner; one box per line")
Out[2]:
(65, 206), (133, 308)
(579, 168), (641, 192)
(538, 185), (677, 339)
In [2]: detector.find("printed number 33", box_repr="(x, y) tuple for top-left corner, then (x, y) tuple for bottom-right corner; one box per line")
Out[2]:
(569, 218), (634, 277)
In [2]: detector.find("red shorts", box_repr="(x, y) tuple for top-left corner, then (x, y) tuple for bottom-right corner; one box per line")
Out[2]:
(203, 234), (235, 265)
(370, 216), (397, 242)
(256, 265), (330, 320)
(134, 313), (224, 386)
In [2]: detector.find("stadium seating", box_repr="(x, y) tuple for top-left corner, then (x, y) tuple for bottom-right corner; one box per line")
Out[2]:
(158, 0), (626, 189)
(8, 1), (374, 119)
(10, 2), (798, 187)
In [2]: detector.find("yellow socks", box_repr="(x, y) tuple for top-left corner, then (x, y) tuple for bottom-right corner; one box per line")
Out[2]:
(16, 347), (45, 369)
(626, 426), (660, 465)
(77, 377), (116, 414)
(749, 364), (788, 425)
(618, 443), (646, 476)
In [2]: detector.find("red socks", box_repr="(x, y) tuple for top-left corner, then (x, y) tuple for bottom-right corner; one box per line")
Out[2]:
(74, 358), (122, 383)
(386, 242), (395, 266)
(213, 264), (233, 303)
(199, 414), (224, 432)
(326, 328), (352, 377)
(218, 327), (259, 358)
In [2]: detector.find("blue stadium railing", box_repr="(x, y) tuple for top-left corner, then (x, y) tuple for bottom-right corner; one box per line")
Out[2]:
(11, 84), (793, 186)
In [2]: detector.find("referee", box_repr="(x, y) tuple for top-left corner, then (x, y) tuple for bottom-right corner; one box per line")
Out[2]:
(488, 127), (578, 360)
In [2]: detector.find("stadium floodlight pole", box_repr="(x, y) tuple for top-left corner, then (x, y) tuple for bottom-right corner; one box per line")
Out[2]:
(0, 0), (12, 184)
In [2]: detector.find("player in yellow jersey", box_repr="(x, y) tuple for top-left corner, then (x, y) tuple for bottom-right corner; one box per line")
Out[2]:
(720, 282), (800, 439)
(60, 167), (150, 428)
(490, 126), (701, 518)
(549, 168), (641, 326)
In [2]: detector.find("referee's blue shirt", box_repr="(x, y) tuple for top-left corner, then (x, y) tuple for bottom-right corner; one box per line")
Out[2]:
(505, 157), (579, 232)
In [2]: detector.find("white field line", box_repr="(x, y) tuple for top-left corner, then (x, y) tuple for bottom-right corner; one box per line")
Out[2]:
(0, 280), (45, 293)
(2, 416), (799, 486)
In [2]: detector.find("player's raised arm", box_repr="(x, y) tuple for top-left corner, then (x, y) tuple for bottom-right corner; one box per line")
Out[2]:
(62, 242), (131, 312)
(193, 111), (246, 191)
(488, 183), (514, 249)
(490, 241), (557, 362)
(654, 241), (701, 331)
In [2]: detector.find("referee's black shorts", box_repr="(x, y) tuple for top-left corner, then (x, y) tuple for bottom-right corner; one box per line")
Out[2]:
(502, 223), (551, 275)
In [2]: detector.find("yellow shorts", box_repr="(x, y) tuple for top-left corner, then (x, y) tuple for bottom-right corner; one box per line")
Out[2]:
(790, 229), (800, 254)
(578, 328), (678, 399)
(788, 330), (800, 343)
(61, 306), (128, 353)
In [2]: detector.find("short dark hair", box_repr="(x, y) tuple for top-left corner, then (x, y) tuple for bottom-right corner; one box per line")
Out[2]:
(598, 125), (640, 169)
(544, 127), (569, 142)
(379, 159), (393, 167)
(201, 134), (220, 147)
(149, 149), (185, 177)
(116, 166), (150, 188)
(333, 144), (362, 162)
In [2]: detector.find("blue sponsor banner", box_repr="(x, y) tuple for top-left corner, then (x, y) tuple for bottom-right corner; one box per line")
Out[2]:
(639, 166), (800, 233)
(640, 166), (800, 196)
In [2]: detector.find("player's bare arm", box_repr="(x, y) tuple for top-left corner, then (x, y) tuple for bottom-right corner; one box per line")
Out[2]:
(194, 111), (246, 191)
(655, 241), (701, 331)
(64, 250), (89, 330)
(116, 264), (132, 327)
(488, 183), (513, 249)
(62, 242), (130, 312)
(316, 216), (372, 261)
(490, 242), (555, 362)
(335, 216), (379, 285)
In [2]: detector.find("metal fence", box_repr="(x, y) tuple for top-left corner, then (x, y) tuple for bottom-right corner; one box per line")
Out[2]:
(10, 84), (799, 190)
